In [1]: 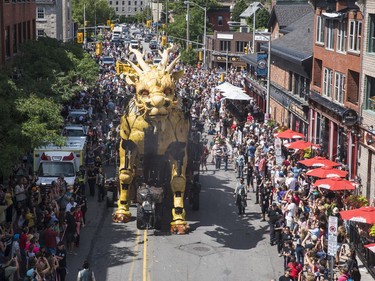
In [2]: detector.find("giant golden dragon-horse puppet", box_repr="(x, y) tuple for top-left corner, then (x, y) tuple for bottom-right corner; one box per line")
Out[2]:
(112, 46), (191, 234)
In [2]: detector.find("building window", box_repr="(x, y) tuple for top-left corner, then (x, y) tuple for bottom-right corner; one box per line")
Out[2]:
(334, 72), (345, 104)
(369, 14), (375, 53)
(316, 15), (324, 44)
(366, 76), (375, 111)
(294, 74), (310, 100)
(236, 41), (247, 52)
(323, 68), (333, 97)
(122, 1), (124, 4)
(109, 1), (112, 5)
(325, 19), (334, 50)
(134, 7), (137, 11)
(135, 1), (137, 5)
(348, 20), (362, 52)
(141, 1), (143, 5)
(337, 21), (346, 52)
(116, 1), (118, 5)
(122, 7), (125, 11)
(218, 16), (223, 26)
(116, 7), (118, 11)
(220, 40), (230, 51)
(37, 29), (44, 38)
(37, 7), (45, 19)
(128, 1), (131, 5)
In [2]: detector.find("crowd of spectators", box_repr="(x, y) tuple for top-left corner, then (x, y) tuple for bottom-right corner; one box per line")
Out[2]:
(173, 64), (371, 281)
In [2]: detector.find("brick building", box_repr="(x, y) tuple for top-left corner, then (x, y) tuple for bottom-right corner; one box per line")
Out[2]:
(206, 31), (252, 70)
(207, 6), (230, 32)
(242, 1), (313, 130)
(309, 0), (362, 179)
(0, 0), (36, 65)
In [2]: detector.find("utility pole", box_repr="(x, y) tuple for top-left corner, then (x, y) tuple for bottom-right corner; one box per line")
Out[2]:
(83, 2), (86, 45)
(186, 1), (190, 49)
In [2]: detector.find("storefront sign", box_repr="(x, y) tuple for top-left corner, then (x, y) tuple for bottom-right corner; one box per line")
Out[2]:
(342, 109), (358, 126)
(256, 52), (268, 78)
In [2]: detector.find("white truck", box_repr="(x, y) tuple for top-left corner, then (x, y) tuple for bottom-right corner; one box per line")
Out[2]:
(34, 136), (87, 187)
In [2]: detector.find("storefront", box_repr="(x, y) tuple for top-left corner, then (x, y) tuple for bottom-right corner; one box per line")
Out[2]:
(309, 91), (359, 179)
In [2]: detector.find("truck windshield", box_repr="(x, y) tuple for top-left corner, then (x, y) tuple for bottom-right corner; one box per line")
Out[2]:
(65, 129), (85, 137)
(37, 162), (75, 177)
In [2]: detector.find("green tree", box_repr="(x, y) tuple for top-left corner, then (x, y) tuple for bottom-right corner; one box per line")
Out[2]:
(72, 0), (116, 27)
(232, 0), (247, 23)
(180, 49), (198, 65)
(247, 8), (270, 31)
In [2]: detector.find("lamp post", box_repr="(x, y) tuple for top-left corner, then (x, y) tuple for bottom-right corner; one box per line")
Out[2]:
(184, 1), (207, 66)
(186, 1), (190, 49)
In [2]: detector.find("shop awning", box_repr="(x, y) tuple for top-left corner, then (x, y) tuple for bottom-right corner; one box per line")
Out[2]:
(215, 82), (251, 100)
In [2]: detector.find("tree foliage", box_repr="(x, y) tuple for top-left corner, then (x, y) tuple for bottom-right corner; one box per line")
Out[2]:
(246, 8), (270, 31)
(232, 0), (248, 23)
(0, 38), (99, 176)
(180, 49), (198, 65)
(72, 0), (116, 27)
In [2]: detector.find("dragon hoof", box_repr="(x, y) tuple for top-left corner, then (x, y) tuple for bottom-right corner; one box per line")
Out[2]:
(170, 223), (190, 235)
(112, 209), (132, 223)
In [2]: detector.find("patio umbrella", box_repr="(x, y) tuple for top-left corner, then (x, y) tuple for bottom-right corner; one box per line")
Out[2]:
(364, 243), (375, 253)
(339, 206), (375, 224)
(306, 166), (348, 178)
(274, 129), (304, 139)
(314, 178), (355, 191)
(284, 140), (320, 150)
(298, 156), (340, 167)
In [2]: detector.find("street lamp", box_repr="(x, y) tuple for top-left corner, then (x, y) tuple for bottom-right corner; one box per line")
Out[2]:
(250, 2), (265, 54)
(184, 1), (207, 67)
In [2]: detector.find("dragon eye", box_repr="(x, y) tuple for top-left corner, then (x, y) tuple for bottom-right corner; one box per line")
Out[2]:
(140, 90), (149, 96)
(164, 88), (172, 95)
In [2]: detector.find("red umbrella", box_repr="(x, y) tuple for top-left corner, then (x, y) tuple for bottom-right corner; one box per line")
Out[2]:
(298, 156), (340, 167)
(314, 178), (355, 191)
(274, 129), (304, 139)
(339, 206), (375, 224)
(364, 243), (375, 253)
(284, 140), (319, 150)
(306, 166), (348, 178)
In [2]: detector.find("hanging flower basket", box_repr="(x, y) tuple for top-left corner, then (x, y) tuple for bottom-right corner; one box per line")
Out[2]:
(343, 194), (369, 210)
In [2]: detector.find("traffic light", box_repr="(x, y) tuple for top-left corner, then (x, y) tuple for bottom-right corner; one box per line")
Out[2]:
(198, 51), (203, 61)
(107, 20), (111, 26)
(146, 20), (151, 28)
(220, 73), (225, 82)
(161, 36), (167, 47)
(162, 24), (166, 29)
(95, 43), (102, 56)
(77, 32), (83, 44)
(110, 24), (115, 31)
(244, 46), (248, 54)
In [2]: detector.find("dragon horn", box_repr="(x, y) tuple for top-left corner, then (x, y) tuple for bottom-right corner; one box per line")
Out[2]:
(129, 46), (151, 72)
(166, 55), (180, 73)
(157, 48), (170, 71)
(125, 59), (143, 76)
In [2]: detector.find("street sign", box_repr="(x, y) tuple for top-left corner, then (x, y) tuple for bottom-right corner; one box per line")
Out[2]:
(255, 34), (270, 42)
(328, 216), (338, 256)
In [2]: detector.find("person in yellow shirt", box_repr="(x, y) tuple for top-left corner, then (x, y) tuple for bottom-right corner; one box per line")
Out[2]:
(25, 207), (35, 229)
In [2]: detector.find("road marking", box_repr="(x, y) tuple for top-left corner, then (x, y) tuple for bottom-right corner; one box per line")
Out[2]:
(143, 229), (148, 281)
(128, 228), (140, 281)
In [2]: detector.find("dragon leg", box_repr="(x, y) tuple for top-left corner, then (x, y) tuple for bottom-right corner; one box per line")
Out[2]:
(170, 160), (190, 234)
(113, 139), (135, 223)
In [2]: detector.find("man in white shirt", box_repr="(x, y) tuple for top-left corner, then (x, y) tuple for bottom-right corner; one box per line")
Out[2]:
(285, 172), (297, 191)
(65, 197), (77, 213)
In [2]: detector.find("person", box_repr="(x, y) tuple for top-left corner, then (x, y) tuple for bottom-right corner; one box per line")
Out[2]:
(260, 181), (273, 221)
(337, 266), (351, 281)
(43, 223), (58, 255)
(278, 268), (293, 281)
(55, 242), (67, 281)
(64, 207), (77, 254)
(234, 178), (247, 215)
(236, 152), (245, 178)
(201, 145), (209, 172)
(346, 248), (361, 281)
(77, 260), (96, 281)
(245, 161), (254, 192)
(96, 168), (105, 202)
(2, 255), (19, 281)
(268, 203), (282, 245)
(87, 166), (96, 197)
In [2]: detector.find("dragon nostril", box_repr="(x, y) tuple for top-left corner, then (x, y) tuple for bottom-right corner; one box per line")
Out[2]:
(164, 101), (170, 107)
(146, 102), (152, 108)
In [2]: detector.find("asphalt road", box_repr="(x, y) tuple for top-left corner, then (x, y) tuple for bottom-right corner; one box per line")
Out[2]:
(66, 160), (285, 281)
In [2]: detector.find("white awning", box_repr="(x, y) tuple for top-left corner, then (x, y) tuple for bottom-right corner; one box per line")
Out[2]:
(322, 12), (342, 18)
(215, 82), (251, 100)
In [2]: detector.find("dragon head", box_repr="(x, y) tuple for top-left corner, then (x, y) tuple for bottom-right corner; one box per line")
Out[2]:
(126, 47), (183, 120)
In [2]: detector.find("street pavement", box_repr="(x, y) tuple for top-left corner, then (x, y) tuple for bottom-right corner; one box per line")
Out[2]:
(66, 164), (375, 281)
